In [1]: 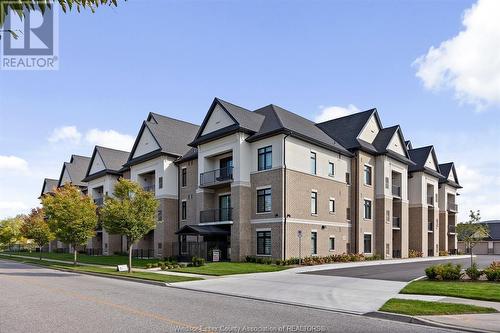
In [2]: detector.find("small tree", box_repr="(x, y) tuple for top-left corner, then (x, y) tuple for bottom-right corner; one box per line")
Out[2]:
(41, 184), (98, 265)
(100, 178), (158, 273)
(0, 216), (25, 254)
(457, 210), (489, 267)
(21, 208), (55, 260)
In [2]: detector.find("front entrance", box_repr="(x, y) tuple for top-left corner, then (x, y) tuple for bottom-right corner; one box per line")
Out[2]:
(175, 225), (231, 261)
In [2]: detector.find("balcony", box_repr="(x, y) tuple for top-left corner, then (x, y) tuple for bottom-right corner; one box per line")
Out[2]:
(93, 197), (104, 206)
(391, 185), (401, 198)
(428, 222), (434, 232)
(143, 184), (155, 194)
(427, 196), (434, 206)
(200, 208), (233, 223)
(199, 166), (233, 188)
(392, 217), (401, 229)
(448, 224), (456, 234)
(447, 202), (458, 212)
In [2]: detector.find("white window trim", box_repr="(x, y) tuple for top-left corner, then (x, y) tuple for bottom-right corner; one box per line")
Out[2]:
(311, 191), (318, 216)
(328, 161), (335, 177)
(256, 187), (272, 214)
(329, 197), (336, 214)
(180, 168), (187, 188)
(363, 163), (373, 187)
(256, 228), (271, 232)
(310, 230), (318, 256)
(181, 199), (187, 221)
(218, 192), (231, 197)
(310, 150), (317, 175)
(256, 185), (272, 191)
(329, 235), (336, 252)
(363, 232), (373, 254)
(363, 198), (373, 220)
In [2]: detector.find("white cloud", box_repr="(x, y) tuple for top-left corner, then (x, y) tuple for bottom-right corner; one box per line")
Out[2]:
(414, 0), (500, 109)
(85, 129), (135, 151)
(48, 126), (82, 144)
(314, 104), (359, 122)
(0, 201), (30, 218)
(0, 155), (29, 172)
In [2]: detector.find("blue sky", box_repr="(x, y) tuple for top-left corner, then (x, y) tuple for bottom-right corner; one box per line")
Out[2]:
(1, 0), (499, 221)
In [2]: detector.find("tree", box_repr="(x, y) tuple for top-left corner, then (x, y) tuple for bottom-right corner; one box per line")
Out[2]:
(21, 208), (55, 260)
(41, 184), (98, 265)
(457, 210), (489, 267)
(100, 178), (158, 273)
(0, 0), (122, 27)
(0, 216), (25, 253)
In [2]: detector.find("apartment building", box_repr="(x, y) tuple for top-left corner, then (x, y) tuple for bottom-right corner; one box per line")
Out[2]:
(82, 146), (130, 255)
(122, 112), (199, 258)
(40, 97), (460, 261)
(40, 178), (58, 196)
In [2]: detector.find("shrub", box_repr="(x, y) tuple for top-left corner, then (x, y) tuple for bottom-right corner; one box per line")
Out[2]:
(438, 250), (448, 256)
(426, 263), (462, 280)
(465, 263), (482, 281)
(365, 254), (383, 261)
(245, 256), (257, 263)
(145, 263), (153, 269)
(191, 256), (205, 267)
(409, 249), (423, 258)
(484, 261), (500, 281)
(159, 263), (167, 270)
(425, 265), (438, 280)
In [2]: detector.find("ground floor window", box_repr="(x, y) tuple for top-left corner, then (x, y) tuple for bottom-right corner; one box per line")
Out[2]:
(181, 235), (187, 254)
(329, 236), (335, 251)
(257, 231), (271, 255)
(311, 231), (317, 255)
(364, 234), (372, 253)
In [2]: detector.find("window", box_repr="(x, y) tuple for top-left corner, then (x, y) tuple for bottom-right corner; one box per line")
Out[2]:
(181, 201), (187, 220)
(346, 207), (351, 220)
(258, 146), (272, 171)
(345, 172), (350, 185)
(310, 152), (317, 175)
(158, 177), (163, 189)
(257, 188), (272, 213)
(257, 231), (271, 255)
(386, 210), (390, 222)
(181, 168), (187, 187)
(311, 231), (317, 255)
(328, 162), (335, 177)
(158, 242), (162, 250)
(364, 165), (372, 185)
(364, 199), (372, 219)
(311, 191), (318, 214)
(364, 234), (372, 253)
(329, 198), (335, 213)
(329, 236), (335, 251)
(157, 209), (162, 221)
(385, 177), (389, 189)
(181, 235), (187, 254)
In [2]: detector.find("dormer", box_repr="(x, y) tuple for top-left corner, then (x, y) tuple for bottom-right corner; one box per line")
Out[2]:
(357, 111), (382, 144)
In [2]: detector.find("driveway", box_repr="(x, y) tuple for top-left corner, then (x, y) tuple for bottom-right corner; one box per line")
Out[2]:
(303, 255), (498, 282)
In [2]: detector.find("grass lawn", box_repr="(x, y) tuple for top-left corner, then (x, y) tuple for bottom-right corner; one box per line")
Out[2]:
(0, 254), (200, 283)
(401, 280), (500, 303)
(3, 251), (160, 268)
(171, 262), (290, 276)
(380, 299), (497, 316)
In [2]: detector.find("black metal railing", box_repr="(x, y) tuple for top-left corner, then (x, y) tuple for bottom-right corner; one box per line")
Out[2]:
(200, 208), (233, 223)
(392, 217), (401, 228)
(94, 197), (104, 206)
(428, 222), (434, 232)
(200, 166), (233, 187)
(448, 203), (458, 212)
(448, 224), (456, 234)
(428, 249), (434, 257)
(143, 185), (155, 194)
(132, 249), (154, 259)
(392, 249), (401, 258)
(392, 185), (401, 197)
(86, 248), (103, 256)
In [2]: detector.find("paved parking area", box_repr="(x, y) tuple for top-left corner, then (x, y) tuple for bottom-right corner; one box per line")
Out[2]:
(303, 255), (498, 282)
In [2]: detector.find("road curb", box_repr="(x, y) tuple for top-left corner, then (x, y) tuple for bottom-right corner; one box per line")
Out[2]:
(365, 311), (489, 333)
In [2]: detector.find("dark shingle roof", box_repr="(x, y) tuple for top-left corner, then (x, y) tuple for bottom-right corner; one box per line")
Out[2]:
(40, 178), (58, 196)
(217, 98), (265, 132)
(408, 146), (443, 178)
(248, 104), (352, 155)
(175, 147), (198, 164)
(372, 126), (399, 152)
(316, 109), (377, 150)
(175, 224), (230, 236)
(438, 162), (462, 188)
(481, 220), (500, 241)
(96, 146), (130, 172)
(58, 155), (91, 187)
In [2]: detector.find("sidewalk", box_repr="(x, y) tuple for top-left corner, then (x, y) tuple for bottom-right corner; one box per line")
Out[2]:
(393, 294), (500, 332)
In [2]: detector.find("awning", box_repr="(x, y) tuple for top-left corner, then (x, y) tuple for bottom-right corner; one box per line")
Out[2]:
(176, 225), (230, 236)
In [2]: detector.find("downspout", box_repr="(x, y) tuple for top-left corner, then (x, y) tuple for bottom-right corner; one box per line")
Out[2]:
(282, 132), (291, 260)
(353, 151), (359, 253)
(177, 163), (181, 257)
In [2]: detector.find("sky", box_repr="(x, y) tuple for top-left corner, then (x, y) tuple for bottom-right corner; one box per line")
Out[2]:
(0, 0), (499, 222)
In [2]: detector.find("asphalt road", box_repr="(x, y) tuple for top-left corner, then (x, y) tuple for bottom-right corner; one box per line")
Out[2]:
(303, 255), (498, 281)
(0, 260), (458, 333)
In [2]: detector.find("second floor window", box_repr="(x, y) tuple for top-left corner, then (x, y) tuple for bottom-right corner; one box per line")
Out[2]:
(181, 201), (187, 220)
(157, 209), (162, 221)
(158, 177), (163, 189)
(310, 152), (317, 175)
(258, 146), (272, 171)
(364, 165), (372, 185)
(181, 168), (187, 187)
(328, 162), (335, 177)
(311, 191), (318, 214)
(257, 188), (272, 213)
(345, 172), (351, 185)
(329, 199), (335, 213)
(364, 199), (372, 219)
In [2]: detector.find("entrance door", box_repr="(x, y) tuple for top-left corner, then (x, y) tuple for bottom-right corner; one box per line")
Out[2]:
(219, 194), (231, 221)
(219, 157), (233, 180)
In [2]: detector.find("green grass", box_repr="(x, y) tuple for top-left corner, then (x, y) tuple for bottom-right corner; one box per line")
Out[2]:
(170, 262), (289, 276)
(402, 280), (500, 302)
(3, 251), (160, 268)
(0, 254), (200, 283)
(380, 299), (497, 316)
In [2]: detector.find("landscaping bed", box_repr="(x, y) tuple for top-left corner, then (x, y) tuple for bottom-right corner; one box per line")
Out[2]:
(170, 262), (290, 276)
(380, 299), (497, 316)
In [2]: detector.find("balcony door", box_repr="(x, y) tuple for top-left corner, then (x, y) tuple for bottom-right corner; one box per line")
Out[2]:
(219, 194), (231, 221)
(219, 157), (233, 181)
